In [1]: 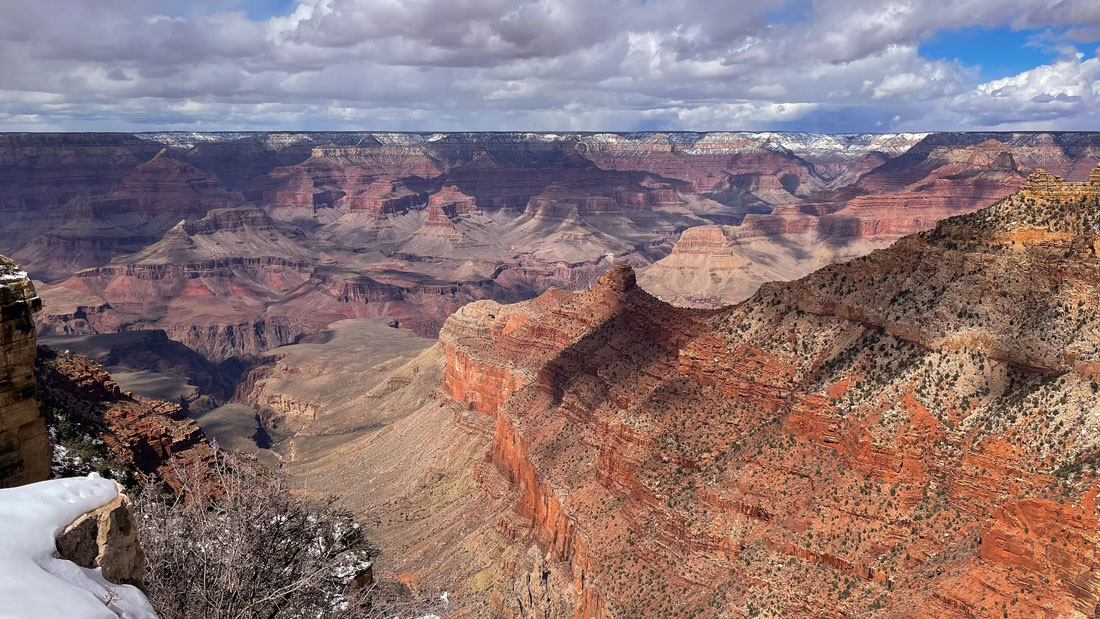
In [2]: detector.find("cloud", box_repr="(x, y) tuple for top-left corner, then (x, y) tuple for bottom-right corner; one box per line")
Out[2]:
(946, 52), (1100, 127)
(872, 72), (930, 99)
(0, 0), (1097, 130)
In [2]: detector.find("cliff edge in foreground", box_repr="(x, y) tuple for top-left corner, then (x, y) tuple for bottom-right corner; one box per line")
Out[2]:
(0, 255), (49, 487)
(0, 474), (155, 619)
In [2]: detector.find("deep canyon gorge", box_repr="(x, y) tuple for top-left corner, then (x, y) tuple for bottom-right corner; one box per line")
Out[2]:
(4, 131), (1100, 617)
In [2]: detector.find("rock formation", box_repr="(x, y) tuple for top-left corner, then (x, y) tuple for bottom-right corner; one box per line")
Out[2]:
(347, 168), (1100, 617)
(2, 253), (216, 491)
(6, 150), (248, 282)
(55, 484), (146, 588)
(35, 346), (215, 488)
(3, 131), (1100, 383)
(345, 178), (428, 215)
(0, 256), (49, 487)
(639, 221), (886, 306)
(0, 474), (156, 618)
(0, 133), (162, 216)
(37, 206), (322, 361)
(9, 132), (1100, 616)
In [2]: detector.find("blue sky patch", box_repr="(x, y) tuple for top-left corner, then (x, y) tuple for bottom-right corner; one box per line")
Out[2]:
(762, 0), (812, 25)
(919, 26), (1094, 81)
(243, 0), (297, 20)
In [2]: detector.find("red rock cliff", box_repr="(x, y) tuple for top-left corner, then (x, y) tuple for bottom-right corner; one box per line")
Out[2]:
(436, 173), (1100, 617)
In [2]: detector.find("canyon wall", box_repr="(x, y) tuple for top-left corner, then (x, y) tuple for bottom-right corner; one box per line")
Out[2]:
(418, 169), (1100, 617)
(35, 346), (216, 488)
(0, 256), (49, 488)
(5, 132), (1100, 368)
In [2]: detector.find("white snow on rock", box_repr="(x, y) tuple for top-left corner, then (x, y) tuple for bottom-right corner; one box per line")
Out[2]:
(0, 474), (158, 619)
(0, 268), (29, 284)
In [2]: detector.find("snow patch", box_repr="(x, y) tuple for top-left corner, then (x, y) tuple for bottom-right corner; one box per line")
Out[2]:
(0, 268), (29, 283)
(0, 474), (158, 619)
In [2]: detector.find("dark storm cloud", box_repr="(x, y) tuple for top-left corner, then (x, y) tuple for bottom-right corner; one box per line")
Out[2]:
(0, 0), (1098, 130)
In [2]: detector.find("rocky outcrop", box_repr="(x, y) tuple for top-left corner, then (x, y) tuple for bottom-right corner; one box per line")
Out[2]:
(0, 475), (156, 618)
(428, 184), (478, 214)
(426, 169), (1100, 617)
(0, 256), (49, 488)
(438, 265), (714, 614)
(413, 185), (481, 244)
(345, 179), (428, 215)
(56, 485), (146, 588)
(35, 346), (215, 488)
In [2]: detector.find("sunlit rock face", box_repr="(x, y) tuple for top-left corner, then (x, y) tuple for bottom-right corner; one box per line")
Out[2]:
(424, 172), (1100, 617)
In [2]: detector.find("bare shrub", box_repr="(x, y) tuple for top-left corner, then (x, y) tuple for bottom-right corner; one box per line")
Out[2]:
(133, 452), (439, 619)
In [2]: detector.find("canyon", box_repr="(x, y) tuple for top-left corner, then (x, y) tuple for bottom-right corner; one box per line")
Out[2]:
(6, 131), (1100, 369)
(5, 132), (1100, 617)
(36, 345), (215, 488)
(285, 167), (1100, 617)
(1, 250), (215, 493)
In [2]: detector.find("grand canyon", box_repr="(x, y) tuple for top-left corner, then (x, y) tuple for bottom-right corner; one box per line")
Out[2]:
(6, 131), (1100, 348)
(8, 0), (1100, 615)
(4, 131), (1100, 618)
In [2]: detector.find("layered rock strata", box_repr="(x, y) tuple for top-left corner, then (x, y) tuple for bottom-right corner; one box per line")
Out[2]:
(424, 170), (1100, 617)
(5, 132), (1100, 368)
(640, 222), (886, 306)
(35, 346), (215, 488)
(0, 256), (49, 487)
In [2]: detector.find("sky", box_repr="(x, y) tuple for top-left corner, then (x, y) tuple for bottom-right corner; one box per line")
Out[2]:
(1, 0), (1099, 132)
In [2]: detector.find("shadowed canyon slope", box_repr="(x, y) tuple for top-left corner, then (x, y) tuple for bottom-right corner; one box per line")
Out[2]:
(285, 168), (1100, 617)
(5, 131), (1100, 365)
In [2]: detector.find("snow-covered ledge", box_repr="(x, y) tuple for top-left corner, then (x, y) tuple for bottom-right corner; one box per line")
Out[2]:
(0, 474), (157, 619)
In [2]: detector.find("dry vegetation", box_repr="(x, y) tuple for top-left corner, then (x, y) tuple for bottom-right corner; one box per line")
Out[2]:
(135, 453), (441, 619)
